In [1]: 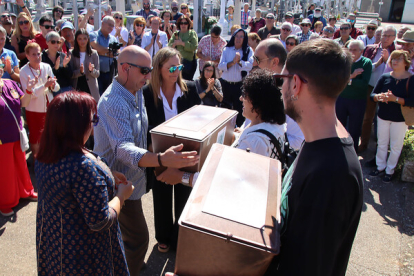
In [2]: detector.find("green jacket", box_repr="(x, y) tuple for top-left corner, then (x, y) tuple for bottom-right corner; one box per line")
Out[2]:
(168, 29), (198, 61)
(340, 56), (372, 100)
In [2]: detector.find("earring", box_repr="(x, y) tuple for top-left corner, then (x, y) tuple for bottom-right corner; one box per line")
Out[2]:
(291, 95), (298, 101)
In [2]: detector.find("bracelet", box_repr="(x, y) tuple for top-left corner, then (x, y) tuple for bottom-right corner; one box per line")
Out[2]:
(26, 89), (32, 95)
(157, 153), (164, 167)
(395, 97), (399, 103)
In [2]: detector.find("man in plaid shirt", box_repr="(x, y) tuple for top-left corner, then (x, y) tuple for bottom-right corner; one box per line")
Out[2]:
(241, 3), (250, 30)
(296, 18), (314, 43)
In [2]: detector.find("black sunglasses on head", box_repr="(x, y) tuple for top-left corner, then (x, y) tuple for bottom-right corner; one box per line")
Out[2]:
(121, 63), (153, 75)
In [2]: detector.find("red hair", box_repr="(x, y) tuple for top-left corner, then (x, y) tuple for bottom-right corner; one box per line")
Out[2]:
(37, 91), (97, 164)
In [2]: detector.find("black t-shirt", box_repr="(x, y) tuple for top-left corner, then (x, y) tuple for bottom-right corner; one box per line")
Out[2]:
(271, 136), (363, 275)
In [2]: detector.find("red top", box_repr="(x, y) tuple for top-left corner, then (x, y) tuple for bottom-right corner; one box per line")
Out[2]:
(29, 33), (48, 51)
(333, 27), (363, 39)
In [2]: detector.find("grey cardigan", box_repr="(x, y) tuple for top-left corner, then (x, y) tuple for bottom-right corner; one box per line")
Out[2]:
(69, 49), (100, 102)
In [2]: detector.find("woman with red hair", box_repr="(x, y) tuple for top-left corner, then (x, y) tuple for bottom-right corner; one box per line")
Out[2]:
(35, 91), (134, 275)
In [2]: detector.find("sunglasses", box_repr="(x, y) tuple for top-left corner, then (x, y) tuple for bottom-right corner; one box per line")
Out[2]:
(181, 7), (187, 9)
(89, 16), (94, 20)
(1, 15), (10, 18)
(323, 29), (334, 33)
(340, 27), (350, 31)
(91, 114), (99, 127)
(285, 16), (292, 19)
(367, 27), (377, 31)
(135, 23), (145, 27)
(282, 28), (291, 32)
(121, 63), (153, 75)
(266, 17), (274, 20)
(273, 73), (308, 88)
(286, 42), (296, 46)
(347, 19), (356, 23)
(168, 64), (184, 73)
(180, 22), (189, 25)
(49, 40), (61, 45)
(301, 24), (310, 27)
(42, 25), (55, 30)
(253, 55), (269, 65)
(18, 20), (29, 26)
(114, 16), (122, 20)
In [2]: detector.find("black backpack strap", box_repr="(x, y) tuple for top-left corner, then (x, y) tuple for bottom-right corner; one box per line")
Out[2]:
(252, 129), (284, 162)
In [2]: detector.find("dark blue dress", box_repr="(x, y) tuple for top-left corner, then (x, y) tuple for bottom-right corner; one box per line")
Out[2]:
(35, 152), (129, 275)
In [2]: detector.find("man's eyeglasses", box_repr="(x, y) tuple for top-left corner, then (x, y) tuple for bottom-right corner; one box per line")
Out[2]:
(285, 42), (296, 46)
(367, 27), (377, 31)
(253, 55), (269, 65)
(168, 64), (184, 73)
(282, 28), (291, 32)
(340, 27), (350, 31)
(18, 20), (29, 26)
(41, 25), (55, 30)
(135, 23), (145, 27)
(114, 16), (122, 20)
(382, 34), (395, 38)
(121, 63), (153, 75)
(91, 114), (99, 127)
(49, 40), (62, 45)
(273, 73), (308, 88)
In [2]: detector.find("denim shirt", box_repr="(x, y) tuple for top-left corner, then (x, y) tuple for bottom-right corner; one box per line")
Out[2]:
(94, 79), (149, 200)
(90, 30), (118, 73)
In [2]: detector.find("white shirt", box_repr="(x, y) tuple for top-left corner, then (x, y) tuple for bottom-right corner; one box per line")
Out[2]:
(356, 34), (376, 47)
(291, 24), (302, 35)
(218, 46), (254, 82)
(86, 23), (94, 34)
(159, 83), (182, 121)
(20, 62), (60, 113)
(110, 26), (129, 51)
(80, 52), (86, 66)
(141, 30), (168, 59)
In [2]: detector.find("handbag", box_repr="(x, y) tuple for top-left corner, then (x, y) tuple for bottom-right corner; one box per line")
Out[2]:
(0, 95), (29, 152)
(401, 76), (414, 126)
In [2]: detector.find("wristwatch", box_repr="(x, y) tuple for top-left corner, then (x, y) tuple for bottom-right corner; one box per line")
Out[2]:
(181, 172), (191, 186)
(395, 97), (399, 103)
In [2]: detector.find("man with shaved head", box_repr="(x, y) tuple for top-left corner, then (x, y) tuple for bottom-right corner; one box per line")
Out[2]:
(94, 46), (200, 274)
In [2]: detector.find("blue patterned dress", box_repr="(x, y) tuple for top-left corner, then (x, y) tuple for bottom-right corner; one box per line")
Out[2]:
(35, 152), (129, 275)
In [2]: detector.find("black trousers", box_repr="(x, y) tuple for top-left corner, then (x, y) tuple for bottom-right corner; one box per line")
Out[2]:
(220, 78), (244, 127)
(152, 179), (192, 249)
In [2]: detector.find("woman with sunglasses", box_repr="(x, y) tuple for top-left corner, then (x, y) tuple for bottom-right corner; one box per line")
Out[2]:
(70, 29), (100, 102)
(168, 15), (198, 80)
(0, 62), (38, 217)
(11, 13), (37, 67)
(128, 17), (146, 47)
(195, 61), (223, 106)
(20, 43), (60, 158)
(142, 47), (201, 253)
(160, 10), (177, 41)
(35, 91), (134, 275)
(180, 4), (193, 21)
(111, 12), (128, 50)
(41, 31), (73, 95)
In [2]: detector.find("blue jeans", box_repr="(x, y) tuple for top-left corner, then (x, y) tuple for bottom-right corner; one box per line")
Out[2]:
(336, 96), (367, 151)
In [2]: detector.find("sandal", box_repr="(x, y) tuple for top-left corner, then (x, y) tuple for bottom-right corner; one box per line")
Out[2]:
(157, 243), (170, 253)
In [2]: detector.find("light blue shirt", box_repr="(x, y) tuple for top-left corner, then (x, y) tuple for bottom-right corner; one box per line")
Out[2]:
(141, 30), (168, 59)
(218, 46), (253, 82)
(1, 48), (19, 79)
(90, 30), (118, 73)
(94, 79), (149, 200)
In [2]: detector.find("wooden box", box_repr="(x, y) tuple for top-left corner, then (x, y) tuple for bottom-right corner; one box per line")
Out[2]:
(175, 144), (282, 276)
(150, 105), (238, 174)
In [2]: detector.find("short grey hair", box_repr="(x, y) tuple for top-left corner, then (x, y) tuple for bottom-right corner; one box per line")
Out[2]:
(0, 26), (6, 36)
(383, 25), (397, 36)
(348, 40), (364, 51)
(46, 31), (60, 42)
(102, 15), (115, 25)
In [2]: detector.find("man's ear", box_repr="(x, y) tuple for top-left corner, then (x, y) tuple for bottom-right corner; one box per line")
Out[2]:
(270, 57), (279, 70)
(292, 74), (303, 98)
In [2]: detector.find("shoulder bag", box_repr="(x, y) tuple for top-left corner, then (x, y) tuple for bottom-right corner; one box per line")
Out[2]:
(0, 95), (29, 152)
(401, 76), (414, 126)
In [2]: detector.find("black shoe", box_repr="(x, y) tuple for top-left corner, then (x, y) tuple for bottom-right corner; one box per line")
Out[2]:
(382, 174), (393, 183)
(365, 157), (377, 168)
(369, 169), (385, 177)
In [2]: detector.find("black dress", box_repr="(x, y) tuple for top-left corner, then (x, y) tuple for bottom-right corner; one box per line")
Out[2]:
(18, 35), (30, 67)
(142, 81), (201, 249)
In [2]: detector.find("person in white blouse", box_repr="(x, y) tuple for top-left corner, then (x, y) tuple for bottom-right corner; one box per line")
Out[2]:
(142, 16), (168, 59)
(218, 28), (253, 126)
(356, 20), (378, 47)
(110, 12), (129, 51)
(20, 42), (60, 157)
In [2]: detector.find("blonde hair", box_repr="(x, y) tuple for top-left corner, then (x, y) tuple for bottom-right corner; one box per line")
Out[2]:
(389, 50), (412, 71)
(12, 12), (36, 42)
(180, 3), (191, 16)
(314, 21), (323, 29)
(248, 32), (261, 44)
(25, 42), (41, 54)
(150, 47), (188, 107)
(113, 11), (124, 27)
(231, 25), (241, 35)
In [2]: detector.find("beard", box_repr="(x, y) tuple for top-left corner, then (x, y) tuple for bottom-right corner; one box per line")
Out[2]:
(172, 7), (178, 12)
(283, 85), (301, 123)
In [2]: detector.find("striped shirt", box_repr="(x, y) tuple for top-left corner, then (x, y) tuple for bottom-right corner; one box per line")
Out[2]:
(94, 79), (149, 200)
(296, 30), (313, 44)
(241, 10), (250, 26)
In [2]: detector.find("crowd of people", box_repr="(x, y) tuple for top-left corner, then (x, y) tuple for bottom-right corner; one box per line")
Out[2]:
(0, 1), (413, 276)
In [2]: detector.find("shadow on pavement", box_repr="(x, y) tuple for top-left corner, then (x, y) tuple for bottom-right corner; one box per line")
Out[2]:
(142, 244), (176, 276)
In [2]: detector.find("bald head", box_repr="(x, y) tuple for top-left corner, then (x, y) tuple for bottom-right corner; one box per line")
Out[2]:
(118, 45), (151, 66)
(260, 38), (287, 67)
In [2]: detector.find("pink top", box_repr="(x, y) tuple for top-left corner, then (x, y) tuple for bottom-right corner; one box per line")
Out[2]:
(197, 35), (227, 71)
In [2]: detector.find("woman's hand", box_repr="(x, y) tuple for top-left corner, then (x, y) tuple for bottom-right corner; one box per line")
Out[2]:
(112, 171), (128, 186)
(115, 26), (122, 37)
(207, 78), (215, 91)
(375, 92), (388, 103)
(384, 90), (398, 102)
(26, 75), (37, 91)
(156, 168), (184, 185)
(3, 57), (12, 74)
(117, 180), (134, 201)
(80, 63), (84, 74)
(54, 56), (61, 70)
(45, 76), (57, 89)
(88, 62), (94, 72)
(63, 54), (71, 67)
(129, 30), (135, 42)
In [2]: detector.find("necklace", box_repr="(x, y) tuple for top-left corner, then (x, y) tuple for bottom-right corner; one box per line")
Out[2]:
(29, 64), (41, 79)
